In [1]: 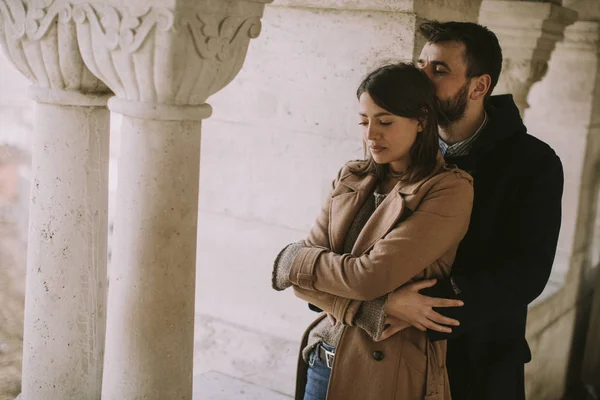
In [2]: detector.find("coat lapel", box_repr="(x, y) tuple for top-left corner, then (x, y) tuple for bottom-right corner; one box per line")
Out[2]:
(351, 189), (406, 256)
(345, 154), (446, 256)
(329, 172), (377, 253)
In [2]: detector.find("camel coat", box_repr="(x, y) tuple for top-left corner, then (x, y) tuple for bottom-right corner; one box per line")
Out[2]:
(289, 156), (473, 400)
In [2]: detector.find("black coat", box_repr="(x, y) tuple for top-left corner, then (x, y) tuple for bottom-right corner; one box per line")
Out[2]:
(422, 95), (564, 399)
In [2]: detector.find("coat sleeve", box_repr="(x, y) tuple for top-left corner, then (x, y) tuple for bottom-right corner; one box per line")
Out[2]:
(302, 166), (344, 249)
(290, 165), (366, 322)
(424, 150), (564, 341)
(288, 173), (474, 301)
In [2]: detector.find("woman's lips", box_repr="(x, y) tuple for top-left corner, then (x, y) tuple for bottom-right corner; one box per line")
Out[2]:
(370, 146), (386, 154)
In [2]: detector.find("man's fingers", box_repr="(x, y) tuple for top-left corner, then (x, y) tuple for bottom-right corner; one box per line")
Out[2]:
(410, 279), (437, 291)
(421, 318), (452, 334)
(426, 310), (460, 327)
(428, 298), (464, 308)
(413, 322), (427, 332)
(384, 315), (404, 325)
(378, 324), (404, 342)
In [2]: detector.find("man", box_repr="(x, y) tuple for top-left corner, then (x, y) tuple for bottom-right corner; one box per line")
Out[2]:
(379, 21), (563, 399)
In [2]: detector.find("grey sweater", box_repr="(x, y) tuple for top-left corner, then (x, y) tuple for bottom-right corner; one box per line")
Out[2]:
(272, 190), (388, 361)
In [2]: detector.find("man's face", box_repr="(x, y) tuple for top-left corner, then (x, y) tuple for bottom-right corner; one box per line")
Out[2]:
(417, 41), (472, 127)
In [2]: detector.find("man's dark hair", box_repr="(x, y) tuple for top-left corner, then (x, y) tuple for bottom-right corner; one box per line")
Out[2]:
(419, 21), (503, 98)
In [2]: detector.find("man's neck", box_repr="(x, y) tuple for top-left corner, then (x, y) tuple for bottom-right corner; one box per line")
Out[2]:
(439, 103), (486, 145)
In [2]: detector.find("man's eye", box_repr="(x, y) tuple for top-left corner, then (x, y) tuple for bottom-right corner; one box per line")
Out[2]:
(435, 69), (448, 75)
(380, 121), (392, 126)
(358, 121), (368, 126)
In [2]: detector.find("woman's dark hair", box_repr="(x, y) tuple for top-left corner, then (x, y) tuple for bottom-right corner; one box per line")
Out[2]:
(419, 21), (502, 98)
(349, 62), (440, 183)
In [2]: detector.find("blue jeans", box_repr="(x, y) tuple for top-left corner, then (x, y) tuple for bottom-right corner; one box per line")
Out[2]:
(303, 343), (334, 400)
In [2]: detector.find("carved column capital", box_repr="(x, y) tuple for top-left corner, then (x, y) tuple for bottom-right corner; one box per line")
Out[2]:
(479, 0), (578, 114)
(70, 0), (271, 120)
(0, 0), (110, 102)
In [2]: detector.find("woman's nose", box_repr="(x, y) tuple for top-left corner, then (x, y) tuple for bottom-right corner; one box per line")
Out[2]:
(366, 124), (378, 140)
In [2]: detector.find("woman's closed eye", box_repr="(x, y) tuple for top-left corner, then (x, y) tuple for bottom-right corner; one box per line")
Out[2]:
(358, 120), (393, 126)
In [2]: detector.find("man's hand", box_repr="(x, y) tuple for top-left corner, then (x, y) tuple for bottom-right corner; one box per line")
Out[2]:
(386, 279), (463, 333)
(377, 316), (410, 342)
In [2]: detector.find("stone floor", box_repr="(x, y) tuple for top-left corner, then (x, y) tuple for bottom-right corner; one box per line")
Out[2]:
(194, 371), (292, 400)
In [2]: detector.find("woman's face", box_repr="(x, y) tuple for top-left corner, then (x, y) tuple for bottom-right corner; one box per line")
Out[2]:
(359, 92), (421, 172)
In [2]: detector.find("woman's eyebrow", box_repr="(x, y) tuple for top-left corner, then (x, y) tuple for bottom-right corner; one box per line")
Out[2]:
(359, 112), (393, 117)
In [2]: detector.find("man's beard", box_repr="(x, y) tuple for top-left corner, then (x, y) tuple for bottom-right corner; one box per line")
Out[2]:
(436, 80), (470, 128)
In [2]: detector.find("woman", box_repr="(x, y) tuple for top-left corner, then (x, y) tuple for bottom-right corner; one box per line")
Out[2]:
(272, 63), (474, 400)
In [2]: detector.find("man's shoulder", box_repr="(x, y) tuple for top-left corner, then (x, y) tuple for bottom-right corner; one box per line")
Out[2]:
(499, 131), (561, 167)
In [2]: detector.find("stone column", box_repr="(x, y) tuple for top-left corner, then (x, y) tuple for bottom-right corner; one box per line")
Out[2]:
(479, 0), (578, 116)
(0, 2), (112, 399)
(70, 1), (271, 398)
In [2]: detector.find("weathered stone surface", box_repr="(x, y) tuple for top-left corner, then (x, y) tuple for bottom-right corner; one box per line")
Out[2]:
(480, 0), (578, 114)
(527, 306), (577, 400)
(194, 370), (292, 400)
(523, 18), (600, 400)
(194, 314), (301, 396)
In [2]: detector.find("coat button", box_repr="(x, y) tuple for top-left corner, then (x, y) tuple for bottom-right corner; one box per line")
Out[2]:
(373, 351), (384, 361)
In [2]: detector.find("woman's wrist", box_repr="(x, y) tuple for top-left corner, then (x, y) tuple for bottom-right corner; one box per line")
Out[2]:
(272, 241), (304, 291)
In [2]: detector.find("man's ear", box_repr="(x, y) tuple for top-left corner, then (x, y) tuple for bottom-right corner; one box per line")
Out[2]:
(471, 74), (492, 101)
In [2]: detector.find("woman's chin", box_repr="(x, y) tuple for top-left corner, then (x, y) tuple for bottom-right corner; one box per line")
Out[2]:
(371, 155), (388, 164)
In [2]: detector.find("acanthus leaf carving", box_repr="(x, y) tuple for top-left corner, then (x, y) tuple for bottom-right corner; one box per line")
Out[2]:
(72, 4), (174, 53)
(25, 1), (71, 40)
(185, 14), (262, 61)
(2, 1), (262, 60)
(0, 0), (27, 39)
(0, 0), (72, 41)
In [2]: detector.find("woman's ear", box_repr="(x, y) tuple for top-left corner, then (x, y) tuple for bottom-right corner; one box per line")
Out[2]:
(417, 118), (426, 133)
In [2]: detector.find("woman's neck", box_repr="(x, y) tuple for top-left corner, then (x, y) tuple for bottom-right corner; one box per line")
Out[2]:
(378, 175), (399, 195)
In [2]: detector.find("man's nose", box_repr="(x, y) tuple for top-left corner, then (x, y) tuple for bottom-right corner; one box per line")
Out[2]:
(421, 65), (434, 80)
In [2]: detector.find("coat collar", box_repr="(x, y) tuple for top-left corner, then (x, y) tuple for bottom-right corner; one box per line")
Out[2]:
(329, 153), (445, 255)
(337, 152), (446, 196)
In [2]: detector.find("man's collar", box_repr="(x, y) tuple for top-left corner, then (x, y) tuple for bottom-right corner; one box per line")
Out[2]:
(439, 111), (488, 157)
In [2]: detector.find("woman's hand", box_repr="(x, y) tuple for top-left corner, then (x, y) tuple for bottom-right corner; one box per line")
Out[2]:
(377, 316), (410, 341)
(386, 279), (463, 333)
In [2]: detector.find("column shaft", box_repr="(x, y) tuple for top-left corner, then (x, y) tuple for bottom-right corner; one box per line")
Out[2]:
(101, 116), (201, 399)
(21, 101), (110, 400)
